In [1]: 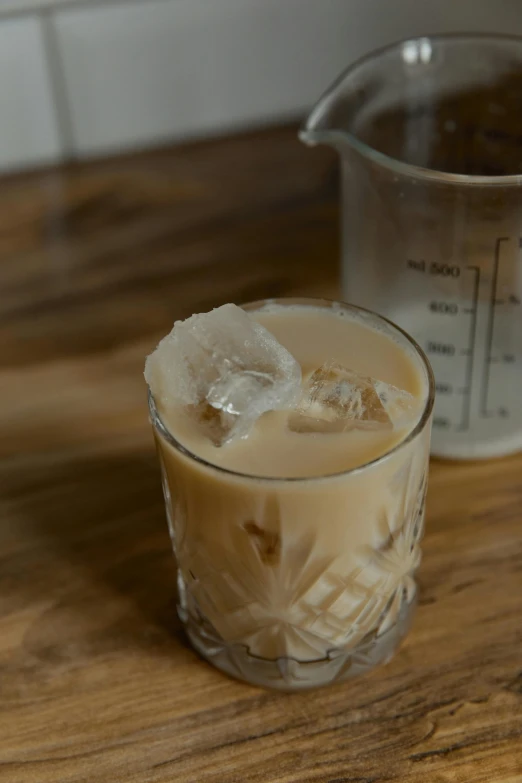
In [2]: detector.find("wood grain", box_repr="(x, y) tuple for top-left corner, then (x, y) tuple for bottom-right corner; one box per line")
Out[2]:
(0, 125), (521, 783)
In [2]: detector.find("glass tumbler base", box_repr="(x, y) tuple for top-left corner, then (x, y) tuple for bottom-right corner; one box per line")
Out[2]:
(179, 592), (416, 692)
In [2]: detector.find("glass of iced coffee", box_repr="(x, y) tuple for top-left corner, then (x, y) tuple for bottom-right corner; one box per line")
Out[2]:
(146, 298), (434, 691)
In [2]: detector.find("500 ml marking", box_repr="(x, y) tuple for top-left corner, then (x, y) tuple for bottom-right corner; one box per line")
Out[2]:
(407, 259), (461, 277)
(406, 257), (479, 431)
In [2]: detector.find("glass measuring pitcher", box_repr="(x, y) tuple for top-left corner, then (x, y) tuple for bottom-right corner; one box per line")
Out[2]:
(302, 34), (522, 459)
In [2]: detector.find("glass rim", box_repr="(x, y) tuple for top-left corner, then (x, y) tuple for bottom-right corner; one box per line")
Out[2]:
(148, 297), (435, 485)
(301, 32), (522, 187)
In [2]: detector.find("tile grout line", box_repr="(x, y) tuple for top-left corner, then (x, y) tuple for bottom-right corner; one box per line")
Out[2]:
(0, 0), (170, 23)
(39, 9), (76, 160)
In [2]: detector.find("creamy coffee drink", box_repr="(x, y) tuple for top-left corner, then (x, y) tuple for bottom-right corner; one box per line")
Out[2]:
(146, 299), (433, 690)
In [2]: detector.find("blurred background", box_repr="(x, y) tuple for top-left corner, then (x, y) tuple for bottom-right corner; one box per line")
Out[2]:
(3, 0), (522, 449)
(2, 0), (522, 173)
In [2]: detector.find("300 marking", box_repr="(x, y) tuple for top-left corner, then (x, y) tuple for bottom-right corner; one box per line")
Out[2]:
(427, 341), (456, 356)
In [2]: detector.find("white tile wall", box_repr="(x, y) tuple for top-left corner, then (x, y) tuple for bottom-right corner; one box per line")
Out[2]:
(52, 0), (522, 158)
(0, 0), (522, 171)
(0, 15), (62, 171)
(55, 0), (356, 156)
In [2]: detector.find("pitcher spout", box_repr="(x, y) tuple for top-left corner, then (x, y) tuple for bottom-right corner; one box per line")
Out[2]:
(299, 101), (349, 150)
(300, 67), (357, 150)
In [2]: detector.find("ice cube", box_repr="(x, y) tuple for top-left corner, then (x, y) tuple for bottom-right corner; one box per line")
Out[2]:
(145, 304), (302, 445)
(373, 380), (419, 429)
(288, 361), (417, 434)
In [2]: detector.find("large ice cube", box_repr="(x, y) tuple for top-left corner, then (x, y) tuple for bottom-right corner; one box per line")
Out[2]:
(288, 361), (417, 434)
(145, 304), (302, 445)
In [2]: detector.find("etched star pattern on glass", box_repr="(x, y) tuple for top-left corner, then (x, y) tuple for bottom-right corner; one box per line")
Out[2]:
(160, 454), (429, 690)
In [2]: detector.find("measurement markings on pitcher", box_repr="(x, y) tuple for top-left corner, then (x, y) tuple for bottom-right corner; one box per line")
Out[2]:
(480, 237), (521, 421)
(405, 257), (481, 432)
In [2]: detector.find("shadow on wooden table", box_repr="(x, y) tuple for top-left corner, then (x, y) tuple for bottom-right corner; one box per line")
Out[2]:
(2, 445), (194, 666)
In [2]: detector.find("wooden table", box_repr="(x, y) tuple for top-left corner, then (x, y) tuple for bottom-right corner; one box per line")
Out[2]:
(1, 126), (521, 783)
